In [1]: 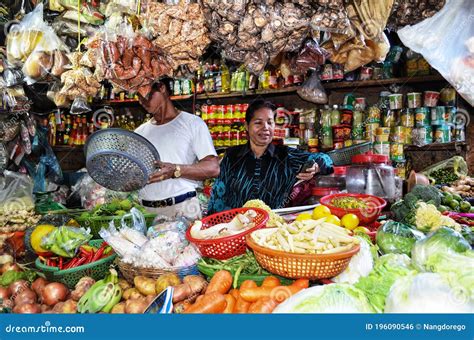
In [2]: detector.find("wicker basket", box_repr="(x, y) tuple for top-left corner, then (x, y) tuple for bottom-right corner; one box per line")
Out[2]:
(76, 213), (157, 238)
(35, 240), (117, 289)
(117, 260), (199, 284)
(326, 142), (372, 166)
(246, 235), (360, 280)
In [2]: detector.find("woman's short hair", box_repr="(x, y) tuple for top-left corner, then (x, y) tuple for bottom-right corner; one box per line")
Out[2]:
(245, 100), (277, 124)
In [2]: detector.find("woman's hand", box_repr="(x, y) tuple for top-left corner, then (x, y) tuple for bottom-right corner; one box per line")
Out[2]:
(148, 161), (176, 183)
(296, 162), (319, 181)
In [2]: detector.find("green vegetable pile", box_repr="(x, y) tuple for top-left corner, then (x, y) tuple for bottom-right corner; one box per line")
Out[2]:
(41, 226), (92, 258)
(198, 250), (291, 288)
(439, 191), (472, 213)
(331, 197), (368, 209)
(376, 221), (425, 256)
(79, 199), (146, 219)
(429, 169), (459, 185)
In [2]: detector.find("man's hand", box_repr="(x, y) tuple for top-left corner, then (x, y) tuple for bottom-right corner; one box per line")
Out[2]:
(296, 162), (319, 181)
(148, 161), (176, 183)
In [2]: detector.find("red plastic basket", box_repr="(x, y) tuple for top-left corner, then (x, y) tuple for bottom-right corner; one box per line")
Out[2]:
(186, 208), (269, 260)
(320, 193), (387, 225)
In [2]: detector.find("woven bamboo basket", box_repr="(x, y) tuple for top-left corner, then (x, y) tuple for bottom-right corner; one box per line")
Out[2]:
(246, 235), (360, 280)
(117, 259), (199, 284)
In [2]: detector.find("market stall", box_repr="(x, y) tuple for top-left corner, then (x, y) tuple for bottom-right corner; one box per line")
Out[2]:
(0, 0), (473, 314)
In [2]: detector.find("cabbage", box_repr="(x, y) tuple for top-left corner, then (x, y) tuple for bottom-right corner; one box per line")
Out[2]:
(354, 254), (417, 312)
(333, 236), (374, 284)
(376, 220), (425, 256)
(424, 250), (474, 301)
(385, 273), (474, 313)
(273, 284), (374, 313)
(411, 227), (471, 271)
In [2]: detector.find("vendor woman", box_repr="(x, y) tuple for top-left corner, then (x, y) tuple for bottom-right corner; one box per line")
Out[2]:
(207, 100), (333, 213)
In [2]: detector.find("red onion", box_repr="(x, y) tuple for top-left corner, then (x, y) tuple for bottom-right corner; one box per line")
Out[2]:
(13, 303), (41, 314)
(41, 282), (69, 306)
(9, 280), (28, 296)
(31, 277), (49, 297)
(14, 288), (37, 305)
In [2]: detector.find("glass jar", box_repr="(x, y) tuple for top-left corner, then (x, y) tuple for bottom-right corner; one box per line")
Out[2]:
(314, 166), (346, 190)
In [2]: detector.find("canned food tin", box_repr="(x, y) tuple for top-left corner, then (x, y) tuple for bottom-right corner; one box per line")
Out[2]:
(393, 160), (407, 179)
(367, 106), (381, 122)
(389, 94), (403, 110)
(413, 126), (433, 145)
(407, 92), (422, 109)
(365, 131), (376, 143)
(390, 143), (405, 161)
(376, 134), (390, 142)
(382, 110), (397, 127)
(359, 67), (373, 81)
(444, 106), (456, 124)
(355, 97), (367, 110)
(431, 106), (446, 125)
(400, 109), (415, 128)
(366, 122), (380, 131)
(440, 87), (456, 106)
(424, 91), (440, 107)
(404, 128), (413, 144)
(376, 127), (391, 135)
(434, 124), (452, 143)
(308, 138), (319, 147)
(391, 126), (406, 143)
(373, 142), (390, 157)
(415, 107), (430, 127)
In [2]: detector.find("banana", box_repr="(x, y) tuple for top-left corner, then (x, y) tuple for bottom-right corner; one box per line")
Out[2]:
(78, 268), (121, 314)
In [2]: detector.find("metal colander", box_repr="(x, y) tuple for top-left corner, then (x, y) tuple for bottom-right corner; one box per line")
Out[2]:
(85, 128), (160, 192)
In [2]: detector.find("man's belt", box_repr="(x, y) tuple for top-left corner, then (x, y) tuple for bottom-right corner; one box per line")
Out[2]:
(141, 191), (197, 208)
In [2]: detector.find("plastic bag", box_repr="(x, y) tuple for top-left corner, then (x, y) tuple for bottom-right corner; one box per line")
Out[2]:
(297, 72), (328, 104)
(398, 0), (474, 105)
(376, 220), (425, 256)
(99, 223), (140, 258)
(0, 170), (35, 213)
(70, 97), (91, 115)
(310, 6), (351, 34)
(333, 236), (374, 284)
(421, 156), (468, 180)
(41, 226), (92, 258)
(120, 207), (146, 235)
(291, 39), (329, 74)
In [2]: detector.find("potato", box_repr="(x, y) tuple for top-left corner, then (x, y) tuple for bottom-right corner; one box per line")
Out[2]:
(155, 273), (181, 295)
(134, 276), (156, 296)
(125, 298), (148, 314)
(123, 288), (143, 300)
(111, 302), (126, 314)
(118, 279), (131, 292)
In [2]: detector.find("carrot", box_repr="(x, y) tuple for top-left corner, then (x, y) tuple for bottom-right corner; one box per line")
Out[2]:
(240, 280), (257, 289)
(229, 289), (240, 300)
(291, 278), (310, 289)
(206, 270), (233, 295)
(240, 286), (274, 302)
(233, 295), (251, 314)
(248, 297), (278, 314)
(184, 292), (227, 314)
(194, 295), (204, 304)
(261, 276), (281, 288)
(223, 294), (236, 314)
(270, 285), (304, 303)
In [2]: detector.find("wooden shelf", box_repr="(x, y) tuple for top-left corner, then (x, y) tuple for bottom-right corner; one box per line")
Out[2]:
(171, 86), (300, 102)
(405, 141), (467, 152)
(323, 75), (445, 90)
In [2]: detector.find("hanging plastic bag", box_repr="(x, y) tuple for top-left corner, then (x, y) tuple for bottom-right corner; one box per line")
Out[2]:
(41, 226), (92, 258)
(291, 39), (329, 74)
(421, 156), (468, 183)
(121, 207), (147, 235)
(70, 97), (91, 115)
(297, 72), (328, 104)
(0, 170), (35, 213)
(398, 0), (474, 105)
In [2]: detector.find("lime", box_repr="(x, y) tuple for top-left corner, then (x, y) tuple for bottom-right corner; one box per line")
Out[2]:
(295, 212), (312, 221)
(438, 205), (449, 213)
(341, 213), (359, 230)
(460, 201), (471, 213)
(312, 205), (332, 220)
(452, 194), (463, 202)
(354, 226), (371, 234)
(325, 215), (341, 226)
(449, 200), (459, 211)
(442, 194), (453, 205)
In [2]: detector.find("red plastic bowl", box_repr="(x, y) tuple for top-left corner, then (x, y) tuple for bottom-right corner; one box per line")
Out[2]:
(319, 193), (387, 225)
(186, 208), (269, 260)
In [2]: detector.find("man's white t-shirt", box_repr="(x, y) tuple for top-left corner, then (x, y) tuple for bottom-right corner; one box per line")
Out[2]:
(134, 111), (217, 201)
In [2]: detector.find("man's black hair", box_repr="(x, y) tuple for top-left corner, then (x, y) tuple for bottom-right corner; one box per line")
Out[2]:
(150, 77), (173, 97)
(245, 100), (277, 124)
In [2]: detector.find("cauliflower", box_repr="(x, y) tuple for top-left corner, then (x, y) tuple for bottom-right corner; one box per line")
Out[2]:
(415, 202), (461, 233)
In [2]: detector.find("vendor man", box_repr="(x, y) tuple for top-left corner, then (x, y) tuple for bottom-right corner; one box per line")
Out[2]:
(135, 80), (219, 220)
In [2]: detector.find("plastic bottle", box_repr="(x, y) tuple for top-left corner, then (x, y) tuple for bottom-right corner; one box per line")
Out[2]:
(330, 105), (341, 127)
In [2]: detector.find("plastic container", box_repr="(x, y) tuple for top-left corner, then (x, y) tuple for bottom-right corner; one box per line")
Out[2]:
(400, 109), (415, 128)
(373, 141), (390, 157)
(186, 208), (269, 260)
(407, 92), (422, 108)
(340, 110), (353, 125)
(431, 106), (446, 125)
(320, 193), (387, 225)
(388, 94), (403, 110)
(375, 134), (390, 142)
(415, 107), (430, 127)
(314, 166), (347, 190)
(424, 91), (440, 107)
(382, 110), (397, 127)
(376, 127), (391, 135)
(391, 126), (407, 144)
(309, 187), (341, 204)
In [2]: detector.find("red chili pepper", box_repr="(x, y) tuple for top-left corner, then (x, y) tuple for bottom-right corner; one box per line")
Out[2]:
(73, 257), (87, 268)
(59, 257), (64, 270)
(87, 250), (95, 264)
(91, 246), (105, 262)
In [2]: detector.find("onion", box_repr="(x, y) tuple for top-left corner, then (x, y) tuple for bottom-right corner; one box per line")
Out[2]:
(9, 280), (29, 296)
(41, 282), (69, 306)
(0, 286), (11, 300)
(13, 303), (41, 314)
(31, 277), (49, 297)
(14, 288), (37, 305)
(0, 262), (22, 274)
(41, 304), (52, 313)
(1, 298), (14, 309)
